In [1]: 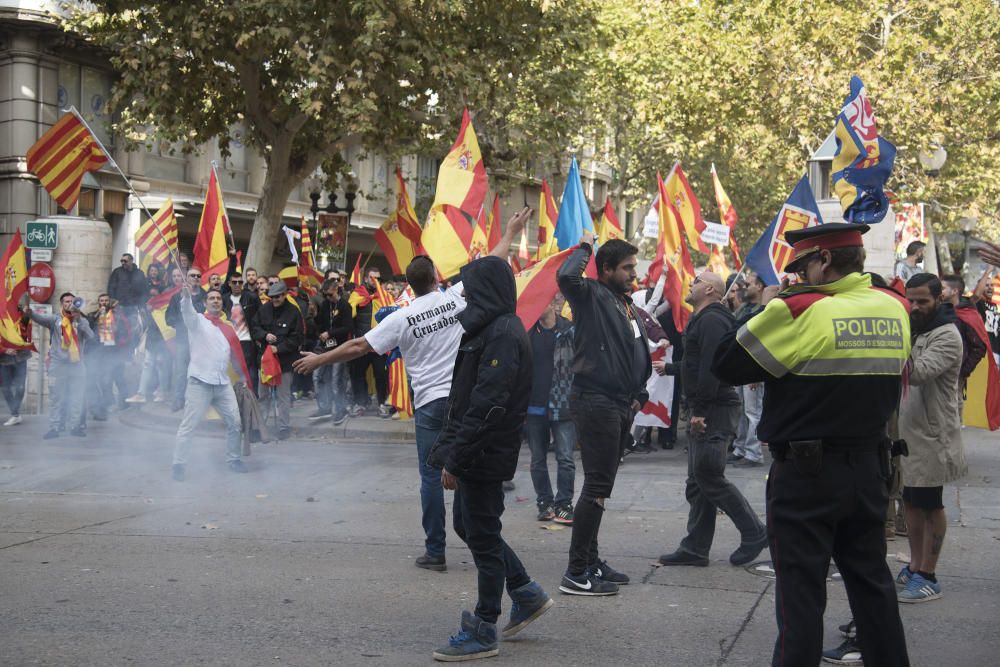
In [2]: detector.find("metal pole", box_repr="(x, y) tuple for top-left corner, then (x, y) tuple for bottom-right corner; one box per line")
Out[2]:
(67, 106), (179, 267)
(721, 263), (750, 300)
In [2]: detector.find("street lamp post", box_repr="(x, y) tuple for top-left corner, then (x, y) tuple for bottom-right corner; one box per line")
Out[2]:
(958, 215), (978, 287)
(918, 144), (949, 274)
(306, 177), (357, 271)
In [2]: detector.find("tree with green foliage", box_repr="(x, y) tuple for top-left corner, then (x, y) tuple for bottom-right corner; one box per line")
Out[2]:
(65, 0), (602, 267)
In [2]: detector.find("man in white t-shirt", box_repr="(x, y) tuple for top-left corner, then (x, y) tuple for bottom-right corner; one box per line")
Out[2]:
(294, 207), (529, 572)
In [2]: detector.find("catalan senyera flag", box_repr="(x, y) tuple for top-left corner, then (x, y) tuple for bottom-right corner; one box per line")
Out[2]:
(0, 230), (33, 351)
(956, 305), (1000, 431)
(146, 286), (181, 351)
(992, 273), (1000, 307)
(664, 163), (708, 254)
(536, 179), (559, 261)
(711, 164), (742, 269)
(193, 167), (231, 287)
(649, 172), (695, 332)
(514, 246), (578, 329)
(298, 217), (324, 294)
(388, 350), (413, 418)
(597, 197), (623, 245)
(135, 199), (178, 271)
(375, 170), (423, 274)
(373, 278), (393, 308)
(25, 111), (109, 212)
(421, 108), (489, 278)
(484, 193), (502, 252)
(831, 76), (897, 224)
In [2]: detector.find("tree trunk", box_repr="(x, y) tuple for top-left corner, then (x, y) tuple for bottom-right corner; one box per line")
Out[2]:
(245, 167), (299, 272)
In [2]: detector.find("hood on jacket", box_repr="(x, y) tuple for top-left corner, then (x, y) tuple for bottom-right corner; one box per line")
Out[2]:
(458, 256), (517, 337)
(912, 301), (958, 337)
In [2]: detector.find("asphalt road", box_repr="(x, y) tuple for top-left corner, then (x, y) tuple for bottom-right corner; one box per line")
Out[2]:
(1, 413), (998, 666)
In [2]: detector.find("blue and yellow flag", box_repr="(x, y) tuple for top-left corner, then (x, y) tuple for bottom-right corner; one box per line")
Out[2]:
(744, 176), (824, 286)
(831, 76), (896, 224)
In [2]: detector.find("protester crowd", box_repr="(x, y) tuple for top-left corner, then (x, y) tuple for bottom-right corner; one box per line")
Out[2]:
(3, 220), (1000, 666)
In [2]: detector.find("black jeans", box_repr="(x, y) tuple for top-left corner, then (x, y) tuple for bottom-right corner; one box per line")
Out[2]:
(453, 479), (530, 624)
(349, 351), (388, 406)
(566, 390), (632, 575)
(768, 446), (908, 667)
(679, 402), (764, 557)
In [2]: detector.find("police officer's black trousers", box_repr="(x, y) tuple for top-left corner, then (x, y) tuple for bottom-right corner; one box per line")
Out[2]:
(767, 447), (909, 667)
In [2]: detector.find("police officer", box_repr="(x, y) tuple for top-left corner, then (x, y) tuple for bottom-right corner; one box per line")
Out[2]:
(712, 223), (911, 667)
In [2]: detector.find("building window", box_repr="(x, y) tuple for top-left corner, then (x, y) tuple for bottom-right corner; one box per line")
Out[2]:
(145, 137), (187, 182)
(58, 63), (114, 149)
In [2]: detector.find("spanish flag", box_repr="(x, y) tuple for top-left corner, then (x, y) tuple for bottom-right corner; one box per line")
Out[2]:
(0, 230), (33, 351)
(597, 197), (623, 245)
(664, 163), (708, 254)
(146, 286), (181, 351)
(707, 245), (731, 280)
(375, 169), (423, 274)
(649, 172), (695, 332)
(135, 199), (178, 271)
(535, 179), (559, 261)
(711, 164), (742, 269)
(349, 253), (363, 285)
(25, 111), (108, 211)
(421, 109), (489, 278)
(514, 246), (578, 329)
(484, 193), (502, 252)
(957, 306), (1000, 431)
(193, 166), (231, 287)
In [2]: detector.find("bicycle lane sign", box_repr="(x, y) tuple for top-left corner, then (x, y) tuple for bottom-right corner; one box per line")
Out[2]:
(25, 222), (58, 249)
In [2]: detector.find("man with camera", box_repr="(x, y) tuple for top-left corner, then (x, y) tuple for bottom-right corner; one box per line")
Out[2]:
(29, 292), (94, 439)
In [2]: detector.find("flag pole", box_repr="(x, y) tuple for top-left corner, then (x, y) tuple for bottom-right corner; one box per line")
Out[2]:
(721, 262), (750, 300)
(66, 106), (178, 267)
(359, 247), (376, 274)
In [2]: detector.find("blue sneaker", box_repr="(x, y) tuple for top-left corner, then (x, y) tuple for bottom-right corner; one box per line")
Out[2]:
(432, 610), (499, 662)
(502, 581), (554, 638)
(898, 573), (942, 603)
(894, 565), (913, 587)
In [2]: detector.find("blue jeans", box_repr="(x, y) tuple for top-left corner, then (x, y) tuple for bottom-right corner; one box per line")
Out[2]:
(414, 397), (448, 557)
(313, 361), (348, 418)
(0, 360), (28, 416)
(524, 415), (576, 509)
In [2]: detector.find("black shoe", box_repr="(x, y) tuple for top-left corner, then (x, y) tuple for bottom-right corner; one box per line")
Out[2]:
(726, 452), (744, 464)
(415, 553), (447, 572)
(658, 550), (709, 567)
(558, 571), (619, 596)
(43, 429), (61, 440)
(733, 457), (763, 468)
(591, 559), (630, 585)
(730, 532), (769, 566)
(277, 428), (291, 440)
(69, 427), (86, 438)
(228, 460), (248, 473)
(172, 464), (185, 482)
(661, 440), (675, 450)
(332, 412), (348, 426)
(307, 411), (331, 422)
(838, 619), (855, 638)
(822, 635), (862, 665)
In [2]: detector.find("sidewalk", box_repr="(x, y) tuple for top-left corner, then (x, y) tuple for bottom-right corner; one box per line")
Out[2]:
(118, 393), (416, 442)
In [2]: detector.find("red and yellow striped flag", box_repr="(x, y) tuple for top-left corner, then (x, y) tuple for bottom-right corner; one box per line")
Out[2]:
(535, 179), (559, 261)
(421, 109), (489, 278)
(193, 167), (231, 287)
(25, 112), (109, 211)
(0, 230), (33, 351)
(711, 164), (742, 269)
(146, 286), (181, 350)
(388, 353), (413, 418)
(298, 217), (324, 294)
(597, 197), (623, 245)
(375, 170), (423, 274)
(135, 199), (178, 271)
(664, 163), (708, 254)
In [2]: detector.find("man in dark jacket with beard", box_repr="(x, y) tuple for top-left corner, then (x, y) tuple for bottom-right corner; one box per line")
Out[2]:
(658, 271), (767, 568)
(428, 256), (553, 662)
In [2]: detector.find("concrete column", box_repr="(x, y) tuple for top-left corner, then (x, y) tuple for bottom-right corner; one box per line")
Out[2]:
(247, 148), (267, 195)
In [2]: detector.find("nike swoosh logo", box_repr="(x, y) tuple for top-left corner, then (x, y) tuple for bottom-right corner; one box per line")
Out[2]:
(576, 579), (592, 590)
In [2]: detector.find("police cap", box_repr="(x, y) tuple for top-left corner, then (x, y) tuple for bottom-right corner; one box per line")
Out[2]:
(784, 222), (869, 273)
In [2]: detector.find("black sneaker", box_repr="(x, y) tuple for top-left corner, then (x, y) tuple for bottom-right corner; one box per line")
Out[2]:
(43, 429), (61, 440)
(658, 550), (709, 567)
(277, 428), (291, 440)
(592, 559), (630, 585)
(415, 553), (447, 572)
(172, 464), (185, 482)
(332, 412), (348, 426)
(838, 619), (855, 638)
(228, 460), (248, 473)
(730, 532), (769, 566)
(726, 452), (744, 464)
(307, 411), (330, 422)
(733, 457), (763, 468)
(552, 505), (574, 525)
(822, 635), (862, 665)
(558, 571), (619, 596)
(69, 427), (87, 438)
(537, 505), (555, 521)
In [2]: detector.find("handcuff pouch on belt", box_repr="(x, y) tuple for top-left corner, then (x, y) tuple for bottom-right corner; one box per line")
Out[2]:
(788, 439), (823, 476)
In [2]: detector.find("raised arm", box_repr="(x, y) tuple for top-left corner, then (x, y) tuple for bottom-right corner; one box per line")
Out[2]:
(487, 206), (531, 260)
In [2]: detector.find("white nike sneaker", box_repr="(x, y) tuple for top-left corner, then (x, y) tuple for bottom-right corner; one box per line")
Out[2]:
(4, 415), (22, 426)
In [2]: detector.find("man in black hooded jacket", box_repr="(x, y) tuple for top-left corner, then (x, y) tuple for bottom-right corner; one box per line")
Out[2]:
(428, 256), (553, 662)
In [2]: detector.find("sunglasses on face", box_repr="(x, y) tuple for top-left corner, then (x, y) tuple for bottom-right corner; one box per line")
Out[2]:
(189, 273), (202, 279)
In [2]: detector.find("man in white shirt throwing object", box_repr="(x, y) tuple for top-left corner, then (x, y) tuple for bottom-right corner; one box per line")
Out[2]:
(294, 208), (528, 572)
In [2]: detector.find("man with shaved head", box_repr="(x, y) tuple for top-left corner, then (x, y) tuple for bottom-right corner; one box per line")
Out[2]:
(659, 271), (767, 568)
